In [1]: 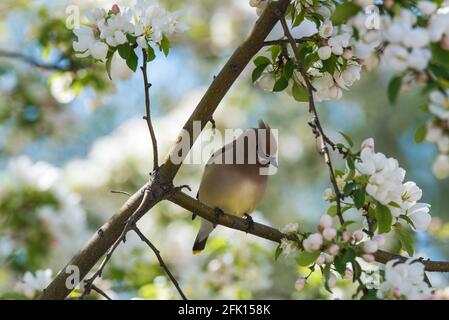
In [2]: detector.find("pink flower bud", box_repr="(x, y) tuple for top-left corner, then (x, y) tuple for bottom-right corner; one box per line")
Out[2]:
(328, 244), (340, 256)
(362, 254), (375, 262)
(384, 0), (394, 9)
(92, 26), (100, 34)
(372, 235), (385, 246)
(392, 288), (401, 298)
(323, 227), (337, 241)
(295, 277), (306, 291)
(319, 214), (333, 229)
(342, 230), (351, 242)
(343, 49), (353, 60)
(353, 230), (364, 242)
(111, 4), (120, 14)
(362, 240), (378, 254)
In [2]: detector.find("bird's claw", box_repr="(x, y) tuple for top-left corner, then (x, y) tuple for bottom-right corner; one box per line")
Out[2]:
(213, 207), (224, 227)
(244, 213), (254, 232)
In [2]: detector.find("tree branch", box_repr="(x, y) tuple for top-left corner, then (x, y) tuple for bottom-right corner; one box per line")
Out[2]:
(278, 14), (344, 226)
(168, 190), (449, 273)
(38, 0), (292, 300)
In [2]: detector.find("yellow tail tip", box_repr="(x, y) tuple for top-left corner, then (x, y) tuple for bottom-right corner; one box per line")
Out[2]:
(192, 250), (203, 255)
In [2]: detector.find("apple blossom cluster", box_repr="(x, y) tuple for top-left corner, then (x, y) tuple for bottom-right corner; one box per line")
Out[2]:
(376, 258), (432, 300)
(73, 1), (187, 74)
(354, 138), (431, 232)
(251, 1), (363, 102)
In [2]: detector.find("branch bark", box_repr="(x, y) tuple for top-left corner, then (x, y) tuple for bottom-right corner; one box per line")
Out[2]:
(168, 190), (449, 273)
(38, 0), (292, 300)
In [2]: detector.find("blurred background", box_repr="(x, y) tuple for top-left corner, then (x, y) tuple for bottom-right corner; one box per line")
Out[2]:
(1, 0), (449, 299)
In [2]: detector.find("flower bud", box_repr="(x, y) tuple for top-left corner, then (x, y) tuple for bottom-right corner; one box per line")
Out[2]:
(302, 233), (323, 252)
(342, 230), (351, 242)
(318, 46), (332, 60)
(328, 244), (340, 256)
(295, 277), (306, 291)
(442, 36), (449, 51)
(329, 85), (342, 100)
(353, 230), (364, 242)
(362, 240), (378, 254)
(111, 4), (120, 14)
(319, 214), (333, 229)
(342, 49), (353, 60)
(362, 254), (375, 262)
(372, 235), (385, 246)
(323, 227), (337, 241)
(392, 287), (401, 298)
(327, 273), (337, 288)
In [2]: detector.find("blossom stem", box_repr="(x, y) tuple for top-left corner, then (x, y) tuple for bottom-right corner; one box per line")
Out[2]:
(277, 13), (344, 225)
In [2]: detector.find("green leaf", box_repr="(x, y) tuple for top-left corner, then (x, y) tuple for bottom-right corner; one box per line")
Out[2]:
(396, 226), (415, 256)
(375, 204), (393, 234)
(275, 244), (282, 261)
(339, 131), (354, 147)
(292, 81), (309, 102)
(283, 60), (295, 79)
(146, 45), (156, 62)
(117, 44), (132, 60)
(332, 2), (361, 25)
(267, 45), (281, 62)
(125, 49), (139, 72)
(105, 48), (117, 80)
(414, 124), (427, 144)
(399, 214), (416, 229)
(322, 55), (337, 75)
(351, 260), (362, 282)
(334, 248), (356, 275)
(292, 8), (305, 27)
(387, 75), (403, 105)
(160, 34), (171, 56)
(353, 189), (366, 210)
(273, 76), (288, 92)
(296, 250), (320, 266)
(431, 43), (449, 68)
(327, 205), (337, 217)
(252, 64), (269, 82)
(254, 56), (271, 67)
(346, 156), (355, 170)
(343, 182), (355, 196)
(361, 289), (379, 300)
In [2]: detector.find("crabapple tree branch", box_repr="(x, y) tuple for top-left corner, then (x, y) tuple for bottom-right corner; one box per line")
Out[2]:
(38, 0), (292, 300)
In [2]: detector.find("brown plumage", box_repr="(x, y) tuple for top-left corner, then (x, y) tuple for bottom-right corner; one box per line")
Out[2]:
(192, 120), (277, 254)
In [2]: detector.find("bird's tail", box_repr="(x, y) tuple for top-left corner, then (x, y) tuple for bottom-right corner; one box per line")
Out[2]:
(192, 219), (214, 254)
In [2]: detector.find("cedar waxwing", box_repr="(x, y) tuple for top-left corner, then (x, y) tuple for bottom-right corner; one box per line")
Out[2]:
(192, 120), (278, 254)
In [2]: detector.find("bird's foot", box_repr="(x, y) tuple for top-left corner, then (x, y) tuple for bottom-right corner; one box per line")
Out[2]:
(208, 116), (216, 131)
(213, 207), (224, 227)
(244, 213), (254, 232)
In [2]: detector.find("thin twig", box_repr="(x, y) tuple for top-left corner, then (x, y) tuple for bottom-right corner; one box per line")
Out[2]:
(0, 49), (77, 71)
(141, 49), (159, 171)
(90, 284), (112, 300)
(132, 225), (187, 300)
(262, 38), (309, 46)
(111, 190), (132, 197)
(81, 189), (152, 299)
(278, 13), (344, 225)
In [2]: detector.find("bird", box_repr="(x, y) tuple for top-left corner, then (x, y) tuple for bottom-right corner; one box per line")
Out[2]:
(192, 120), (277, 254)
